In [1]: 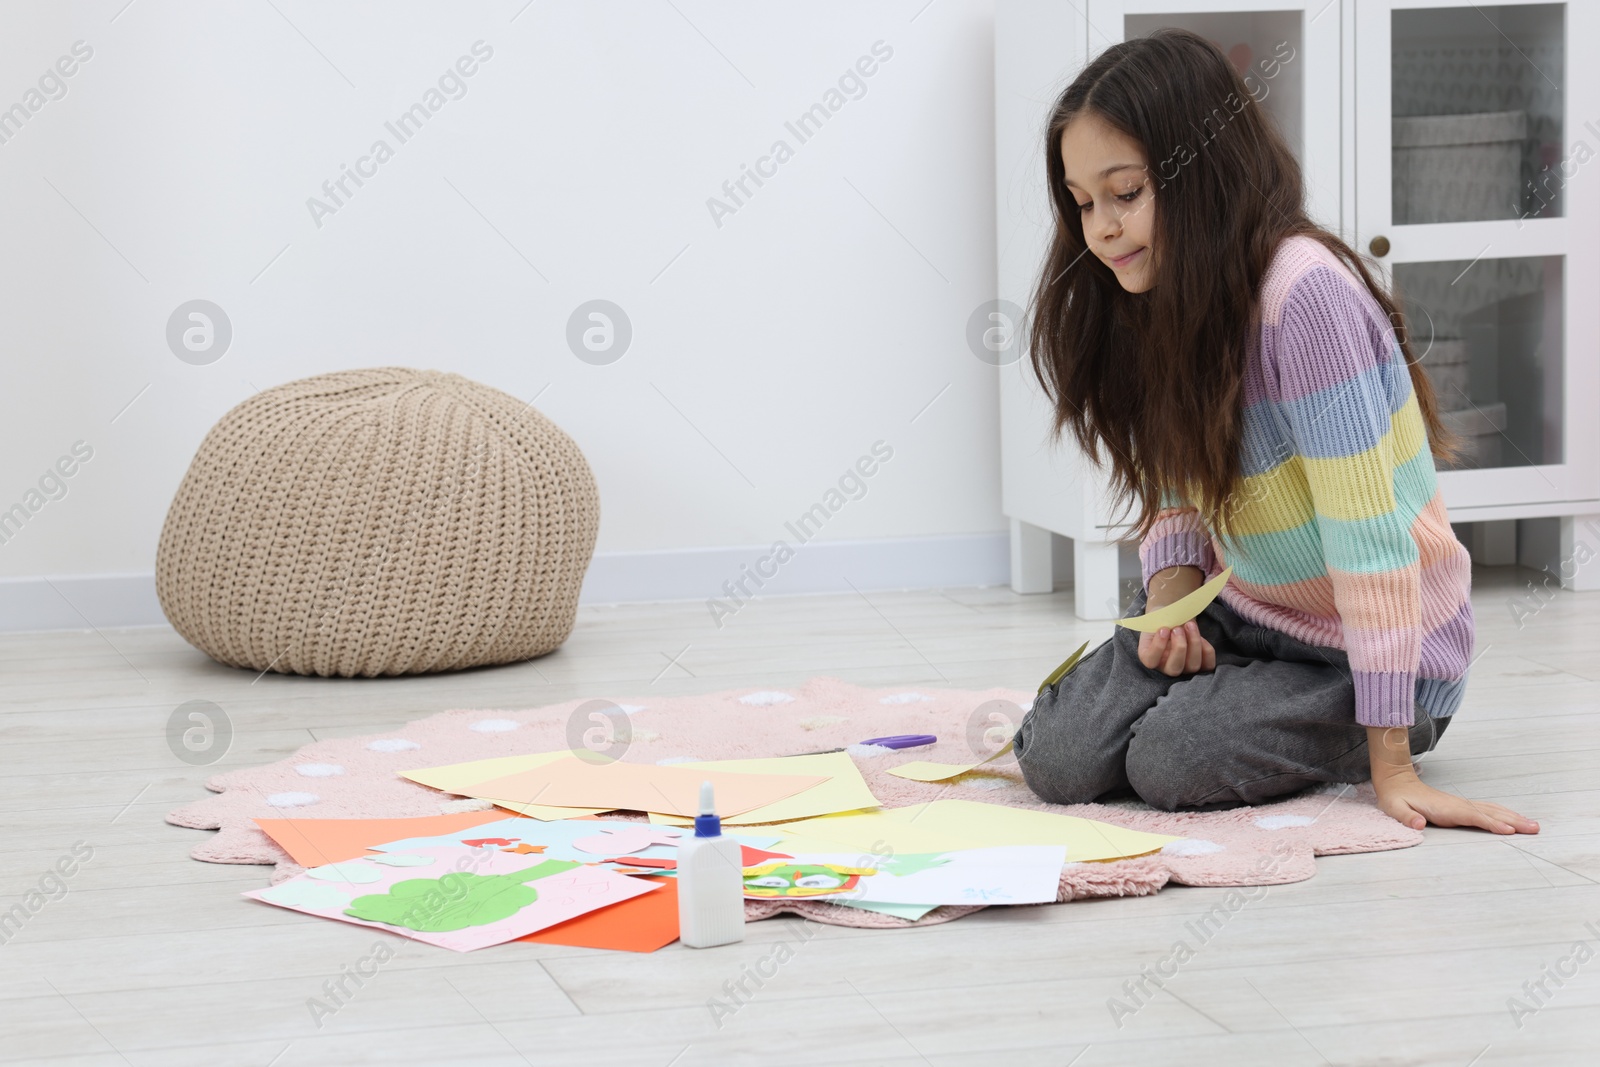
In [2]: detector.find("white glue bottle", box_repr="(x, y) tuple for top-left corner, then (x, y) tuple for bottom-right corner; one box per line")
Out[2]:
(676, 780), (746, 948)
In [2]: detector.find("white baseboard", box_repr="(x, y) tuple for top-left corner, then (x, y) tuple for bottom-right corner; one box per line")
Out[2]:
(581, 531), (1009, 606)
(0, 532), (1011, 633)
(0, 573), (168, 633)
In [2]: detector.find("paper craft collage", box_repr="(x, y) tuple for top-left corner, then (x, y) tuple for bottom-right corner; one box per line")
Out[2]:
(247, 746), (1184, 952)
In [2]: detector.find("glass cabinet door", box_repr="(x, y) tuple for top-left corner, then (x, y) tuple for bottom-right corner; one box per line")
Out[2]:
(1356, 1), (1599, 509)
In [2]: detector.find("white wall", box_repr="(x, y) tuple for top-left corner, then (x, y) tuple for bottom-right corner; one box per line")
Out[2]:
(0, 1), (1017, 627)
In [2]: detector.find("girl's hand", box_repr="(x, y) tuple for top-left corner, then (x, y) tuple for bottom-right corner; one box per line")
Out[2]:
(1137, 619), (1216, 676)
(1374, 771), (1540, 835)
(1367, 725), (1539, 833)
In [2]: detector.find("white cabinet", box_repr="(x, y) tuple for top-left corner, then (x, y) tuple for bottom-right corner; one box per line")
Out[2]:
(995, 0), (1600, 618)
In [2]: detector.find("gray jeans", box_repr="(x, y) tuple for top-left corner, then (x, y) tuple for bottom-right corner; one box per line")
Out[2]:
(1013, 589), (1451, 812)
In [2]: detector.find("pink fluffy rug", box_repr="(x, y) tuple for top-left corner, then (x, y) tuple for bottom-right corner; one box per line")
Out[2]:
(167, 676), (1421, 929)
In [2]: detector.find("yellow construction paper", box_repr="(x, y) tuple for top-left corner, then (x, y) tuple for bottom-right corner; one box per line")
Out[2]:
(487, 798), (611, 820)
(905, 800), (1179, 860)
(774, 799), (1180, 863)
(1037, 640), (1091, 694)
(399, 752), (609, 820)
(402, 751), (568, 792)
(1116, 566), (1232, 633)
(463, 759), (827, 819)
(646, 751), (882, 826)
(774, 816), (973, 857)
(886, 739), (1016, 783)
(652, 806), (882, 831)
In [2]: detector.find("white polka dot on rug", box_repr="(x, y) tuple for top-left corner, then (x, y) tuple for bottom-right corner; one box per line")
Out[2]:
(879, 692), (933, 705)
(366, 738), (420, 753)
(1161, 839), (1226, 857)
(470, 719), (520, 733)
(619, 704), (647, 715)
(1254, 814), (1315, 830)
(294, 763), (344, 777)
(739, 691), (795, 706)
(847, 743), (895, 758)
(266, 792), (319, 808)
(960, 776), (1009, 790)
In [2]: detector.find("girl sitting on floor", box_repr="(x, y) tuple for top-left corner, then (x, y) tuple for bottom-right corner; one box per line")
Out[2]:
(1012, 28), (1537, 836)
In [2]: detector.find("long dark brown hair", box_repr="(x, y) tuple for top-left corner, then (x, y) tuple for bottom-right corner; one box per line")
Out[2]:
(1028, 27), (1454, 543)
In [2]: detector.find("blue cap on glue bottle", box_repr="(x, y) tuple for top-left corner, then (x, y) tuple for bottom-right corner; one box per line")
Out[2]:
(693, 781), (721, 837)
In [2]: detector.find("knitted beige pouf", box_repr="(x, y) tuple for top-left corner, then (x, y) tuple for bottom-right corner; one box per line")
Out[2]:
(156, 368), (600, 676)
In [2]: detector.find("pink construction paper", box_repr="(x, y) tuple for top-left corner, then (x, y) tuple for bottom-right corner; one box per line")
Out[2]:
(243, 844), (660, 951)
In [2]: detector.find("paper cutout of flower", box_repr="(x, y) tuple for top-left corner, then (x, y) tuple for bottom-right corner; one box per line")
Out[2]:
(344, 860), (577, 932)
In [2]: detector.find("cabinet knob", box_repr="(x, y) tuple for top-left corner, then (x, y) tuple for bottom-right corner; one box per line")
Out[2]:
(1369, 235), (1390, 257)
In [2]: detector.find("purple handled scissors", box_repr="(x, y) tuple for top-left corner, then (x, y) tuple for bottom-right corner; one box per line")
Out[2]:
(859, 734), (937, 750)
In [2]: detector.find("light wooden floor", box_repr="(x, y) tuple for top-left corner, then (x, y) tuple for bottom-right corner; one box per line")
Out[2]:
(3, 564), (1597, 1066)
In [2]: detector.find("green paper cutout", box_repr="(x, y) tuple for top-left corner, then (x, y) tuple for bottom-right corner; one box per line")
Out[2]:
(344, 860), (578, 932)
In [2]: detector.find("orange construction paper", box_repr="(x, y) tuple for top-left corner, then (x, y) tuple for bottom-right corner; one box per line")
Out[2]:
(253, 811), (512, 868)
(464, 759), (828, 818)
(518, 875), (680, 952)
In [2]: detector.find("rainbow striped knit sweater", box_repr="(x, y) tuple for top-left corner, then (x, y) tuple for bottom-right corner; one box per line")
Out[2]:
(1139, 234), (1473, 728)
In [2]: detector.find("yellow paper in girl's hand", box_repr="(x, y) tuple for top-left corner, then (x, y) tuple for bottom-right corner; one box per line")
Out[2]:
(1115, 566), (1232, 633)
